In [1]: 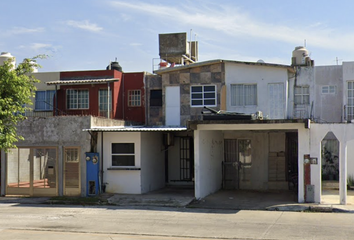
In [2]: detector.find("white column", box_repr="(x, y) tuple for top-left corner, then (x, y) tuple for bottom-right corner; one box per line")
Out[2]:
(194, 129), (201, 199)
(340, 141), (347, 205)
(298, 128), (310, 203)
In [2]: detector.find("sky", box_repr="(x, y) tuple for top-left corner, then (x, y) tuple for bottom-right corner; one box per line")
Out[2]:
(1, 0), (354, 73)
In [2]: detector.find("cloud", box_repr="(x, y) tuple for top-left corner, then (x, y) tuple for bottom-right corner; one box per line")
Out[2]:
(107, 1), (354, 52)
(30, 43), (53, 51)
(65, 20), (103, 32)
(7, 27), (44, 35)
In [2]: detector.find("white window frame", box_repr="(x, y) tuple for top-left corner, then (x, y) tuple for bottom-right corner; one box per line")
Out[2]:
(111, 143), (135, 167)
(294, 86), (310, 105)
(190, 85), (216, 107)
(67, 89), (89, 109)
(128, 90), (141, 107)
(322, 85), (336, 94)
(347, 81), (354, 121)
(35, 90), (55, 111)
(230, 84), (257, 107)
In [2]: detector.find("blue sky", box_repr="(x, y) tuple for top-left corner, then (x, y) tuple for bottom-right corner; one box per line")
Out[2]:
(1, 0), (354, 73)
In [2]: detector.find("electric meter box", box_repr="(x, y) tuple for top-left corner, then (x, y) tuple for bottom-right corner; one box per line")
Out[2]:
(86, 152), (99, 196)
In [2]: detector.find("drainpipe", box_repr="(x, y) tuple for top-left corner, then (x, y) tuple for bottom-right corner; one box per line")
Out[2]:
(107, 82), (110, 119)
(100, 131), (104, 193)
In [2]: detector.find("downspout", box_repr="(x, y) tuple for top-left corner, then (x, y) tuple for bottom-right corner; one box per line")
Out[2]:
(107, 82), (110, 119)
(100, 131), (104, 193)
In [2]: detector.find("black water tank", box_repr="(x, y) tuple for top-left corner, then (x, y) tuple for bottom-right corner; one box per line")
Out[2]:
(107, 61), (122, 72)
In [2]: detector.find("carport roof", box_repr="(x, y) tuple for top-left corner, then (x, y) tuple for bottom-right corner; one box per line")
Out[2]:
(188, 119), (310, 129)
(47, 78), (119, 85)
(83, 126), (187, 132)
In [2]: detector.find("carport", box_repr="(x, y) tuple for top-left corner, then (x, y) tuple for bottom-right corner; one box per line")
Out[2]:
(188, 119), (310, 203)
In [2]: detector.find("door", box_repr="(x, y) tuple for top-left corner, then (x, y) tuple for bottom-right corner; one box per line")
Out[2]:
(6, 147), (58, 196)
(165, 86), (180, 126)
(223, 139), (252, 189)
(268, 83), (285, 119)
(64, 147), (81, 196)
(180, 137), (194, 181)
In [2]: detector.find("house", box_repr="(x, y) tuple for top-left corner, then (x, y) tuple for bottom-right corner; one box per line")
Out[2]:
(0, 60), (150, 197)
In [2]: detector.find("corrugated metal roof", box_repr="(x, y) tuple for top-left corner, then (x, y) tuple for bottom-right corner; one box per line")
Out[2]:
(83, 126), (187, 132)
(47, 78), (119, 85)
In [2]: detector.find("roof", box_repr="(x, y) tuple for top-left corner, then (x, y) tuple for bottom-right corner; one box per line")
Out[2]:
(83, 126), (187, 132)
(154, 59), (294, 74)
(47, 78), (119, 85)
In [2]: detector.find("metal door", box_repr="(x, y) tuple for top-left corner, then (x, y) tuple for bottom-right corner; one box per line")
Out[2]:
(64, 147), (80, 196)
(180, 137), (194, 181)
(223, 140), (239, 189)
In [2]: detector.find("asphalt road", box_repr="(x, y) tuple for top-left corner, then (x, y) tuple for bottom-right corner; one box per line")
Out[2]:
(0, 203), (353, 240)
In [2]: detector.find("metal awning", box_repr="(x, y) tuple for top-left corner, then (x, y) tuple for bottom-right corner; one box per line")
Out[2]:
(83, 126), (187, 132)
(47, 78), (119, 85)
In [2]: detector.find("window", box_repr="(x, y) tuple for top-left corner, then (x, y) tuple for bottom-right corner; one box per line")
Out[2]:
(99, 89), (112, 117)
(35, 90), (55, 111)
(190, 85), (216, 107)
(111, 143), (135, 166)
(128, 90), (141, 107)
(150, 89), (162, 106)
(294, 86), (309, 105)
(322, 85), (336, 94)
(347, 82), (354, 121)
(230, 84), (257, 106)
(64, 148), (79, 162)
(67, 89), (89, 109)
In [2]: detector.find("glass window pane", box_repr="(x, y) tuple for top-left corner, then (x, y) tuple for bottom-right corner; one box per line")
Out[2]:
(112, 143), (134, 154)
(192, 93), (203, 99)
(191, 86), (202, 92)
(204, 86), (215, 92)
(204, 93), (215, 98)
(191, 100), (203, 106)
(204, 99), (215, 105)
(112, 156), (135, 166)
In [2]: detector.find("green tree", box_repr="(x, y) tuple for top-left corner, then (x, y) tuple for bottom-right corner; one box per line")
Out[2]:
(0, 57), (41, 152)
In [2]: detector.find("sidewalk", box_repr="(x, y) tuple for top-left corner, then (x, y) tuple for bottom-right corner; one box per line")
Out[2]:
(1, 189), (354, 213)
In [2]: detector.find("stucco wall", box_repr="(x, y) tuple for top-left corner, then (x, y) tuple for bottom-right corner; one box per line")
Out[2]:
(195, 130), (223, 199)
(101, 132), (142, 194)
(141, 132), (165, 193)
(225, 62), (289, 118)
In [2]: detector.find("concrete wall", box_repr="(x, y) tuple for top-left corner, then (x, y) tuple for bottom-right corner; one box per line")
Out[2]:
(141, 132), (165, 193)
(195, 130), (223, 199)
(225, 62), (289, 118)
(101, 132), (142, 194)
(314, 65), (343, 122)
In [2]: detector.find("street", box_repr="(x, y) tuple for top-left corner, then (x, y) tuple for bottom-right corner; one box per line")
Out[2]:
(0, 203), (353, 240)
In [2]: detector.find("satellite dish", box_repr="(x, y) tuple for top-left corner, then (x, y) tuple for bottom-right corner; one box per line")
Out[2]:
(257, 59), (265, 63)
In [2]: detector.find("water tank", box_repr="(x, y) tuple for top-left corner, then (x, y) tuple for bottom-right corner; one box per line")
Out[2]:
(106, 61), (122, 72)
(0, 52), (16, 68)
(292, 46), (309, 65)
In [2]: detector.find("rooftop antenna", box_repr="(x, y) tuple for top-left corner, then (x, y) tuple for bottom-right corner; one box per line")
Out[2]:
(190, 29), (192, 57)
(195, 33), (198, 62)
(304, 39), (306, 47)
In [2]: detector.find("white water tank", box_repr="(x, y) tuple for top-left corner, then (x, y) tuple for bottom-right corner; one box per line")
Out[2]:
(0, 52), (16, 68)
(292, 46), (309, 65)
